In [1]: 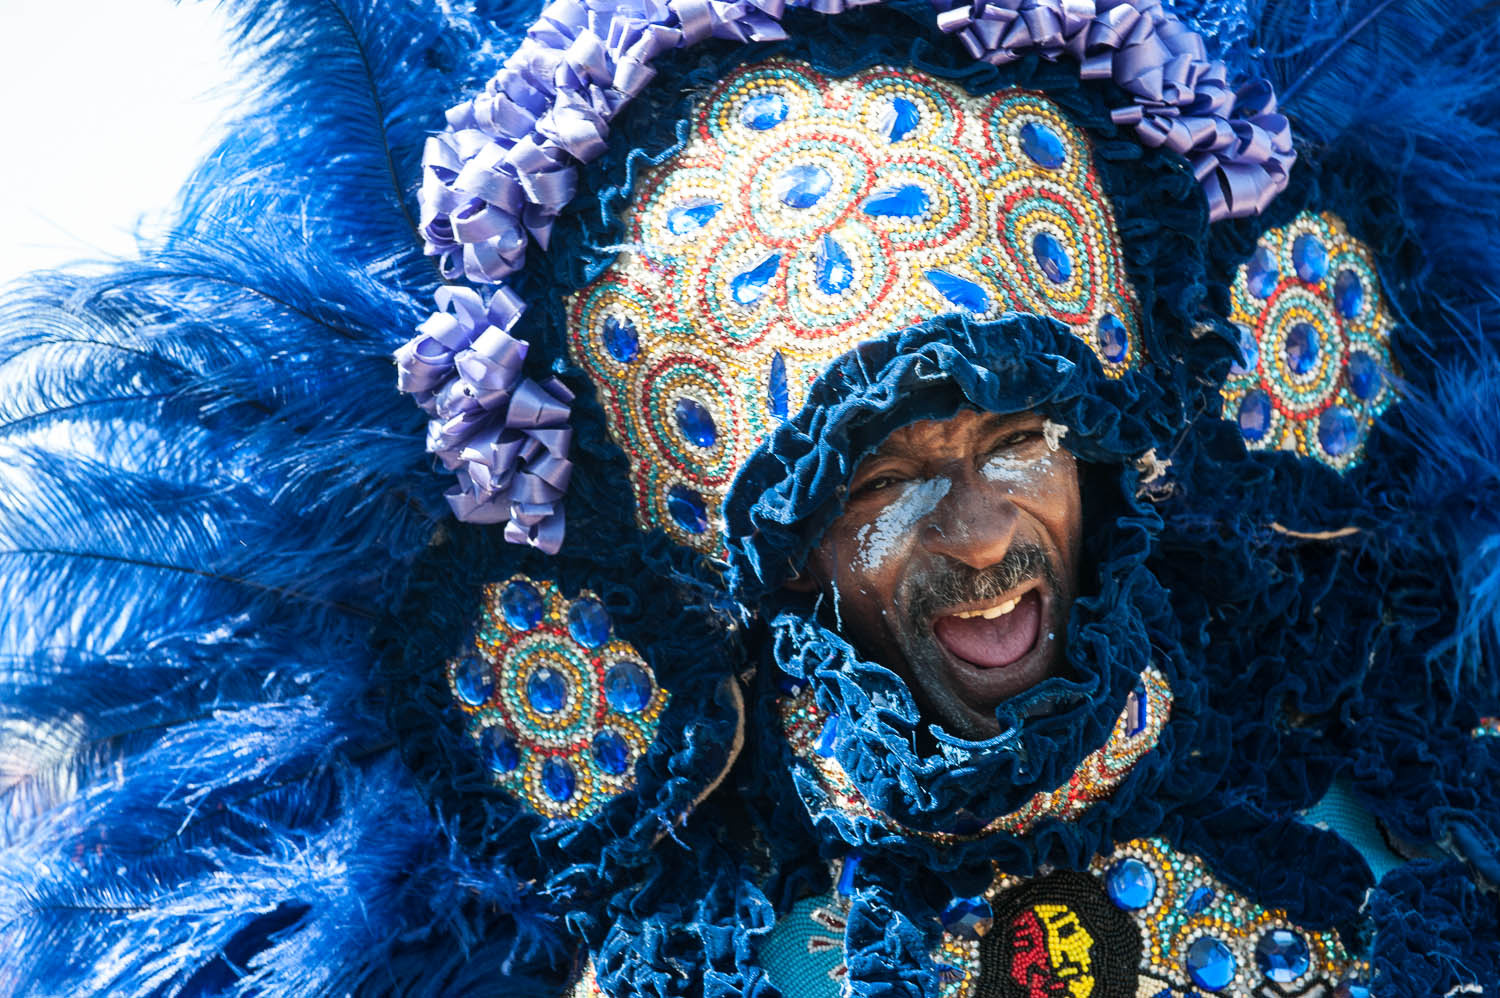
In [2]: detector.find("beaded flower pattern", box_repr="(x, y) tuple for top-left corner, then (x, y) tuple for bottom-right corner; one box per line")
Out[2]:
(567, 60), (1142, 551)
(447, 575), (669, 821)
(1220, 211), (1399, 471)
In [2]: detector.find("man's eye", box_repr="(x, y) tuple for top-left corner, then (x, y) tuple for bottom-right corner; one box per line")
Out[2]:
(995, 430), (1043, 451)
(853, 475), (901, 497)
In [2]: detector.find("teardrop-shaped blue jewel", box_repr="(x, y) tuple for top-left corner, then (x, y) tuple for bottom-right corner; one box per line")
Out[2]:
(1230, 322), (1259, 376)
(1185, 935), (1236, 992)
(604, 660), (654, 713)
(567, 598), (611, 648)
(541, 758), (576, 802)
(730, 252), (781, 306)
(939, 896), (993, 940)
(1239, 390), (1272, 443)
(453, 654), (493, 706)
(1319, 405), (1358, 456)
(479, 726), (520, 773)
(1255, 928), (1310, 983)
(666, 198), (722, 235)
(1245, 245), (1279, 298)
(774, 164), (833, 209)
(527, 667), (569, 714)
(501, 579), (544, 630)
(1105, 857), (1157, 910)
(1334, 268), (1364, 319)
(1185, 886), (1216, 914)
(1032, 231), (1072, 284)
(740, 92), (789, 130)
(815, 715), (841, 757)
(1335, 977), (1372, 998)
(1098, 312), (1128, 363)
(863, 184), (929, 218)
(1284, 321), (1320, 375)
(925, 269), (989, 313)
(815, 235), (854, 295)
(1293, 233), (1328, 283)
(666, 484), (709, 534)
(836, 853), (862, 897)
(592, 728), (631, 775)
(673, 397), (717, 448)
(881, 96), (921, 142)
(602, 314), (639, 363)
(1019, 121), (1066, 169)
(1346, 351), (1382, 400)
(768, 350), (789, 420)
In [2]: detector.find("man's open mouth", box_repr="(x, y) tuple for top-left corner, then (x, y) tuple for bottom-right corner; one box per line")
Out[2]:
(931, 587), (1043, 669)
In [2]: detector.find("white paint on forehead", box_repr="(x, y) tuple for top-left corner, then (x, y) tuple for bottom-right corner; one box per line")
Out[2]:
(854, 477), (951, 573)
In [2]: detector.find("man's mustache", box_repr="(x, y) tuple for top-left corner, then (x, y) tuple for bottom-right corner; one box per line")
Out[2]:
(903, 542), (1059, 625)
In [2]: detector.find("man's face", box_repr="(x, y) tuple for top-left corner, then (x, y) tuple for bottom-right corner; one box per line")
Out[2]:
(800, 409), (1082, 740)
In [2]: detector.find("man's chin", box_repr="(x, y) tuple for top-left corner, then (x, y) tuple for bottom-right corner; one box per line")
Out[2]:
(904, 627), (1065, 741)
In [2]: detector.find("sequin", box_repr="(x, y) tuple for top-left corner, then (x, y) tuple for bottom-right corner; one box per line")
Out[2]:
(775, 164), (833, 209)
(527, 666), (569, 714)
(863, 183), (930, 217)
(542, 758), (576, 802)
(740, 92), (789, 130)
(1346, 351), (1381, 400)
(1185, 935), (1237, 992)
(673, 397), (717, 448)
(567, 598), (611, 647)
(1032, 231), (1071, 284)
(925, 269), (989, 312)
(731, 252), (781, 305)
(1230, 322), (1258, 376)
(1245, 245), (1279, 298)
(881, 96), (921, 142)
(1105, 857), (1156, 910)
(939, 896), (993, 940)
(667, 484), (709, 534)
(453, 654), (493, 706)
(602, 314), (640, 363)
(479, 725), (520, 773)
(1098, 312), (1128, 363)
(501, 579), (544, 630)
(1293, 234), (1328, 283)
(816, 235), (855, 295)
(605, 660), (654, 713)
(667, 198), (722, 235)
(1334, 268), (1363, 319)
(592, 728), (631, 775)
(1255, 928), (1310, 983)
(1318, 405), (1358, 456)
(1238, 390), (1271, 442)
(1019, 121), (1066, 168)
(768, 350), (789, 419)
(1283, 321), (1319, 375)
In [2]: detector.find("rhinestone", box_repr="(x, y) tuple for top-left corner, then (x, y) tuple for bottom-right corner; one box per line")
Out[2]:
(863, 184), (929, 218)
(673, 397), (717, 448)
(1334, 977), (1371, 998)
(1255, 928), (1310, 983)
(1245, 245), (1279, 298)
(1293, 234), (1328, 283)
(730, 252), (780, 306)
(815, 234), (854, 295)
(881, 96), (922, 142)
(774, 164), (833, 209)
(666, 198), (722, 235)
(1019, 121), (1066, 169)
(1032, 231), (1072, 284)
(940, 896), (993, 940)
(541, 758), (576, 802)
(1106, 857), (1157, 910)
(453, 654), (493, 706)
(1238, 391), (1272, 443)
(1334, 269), (1364, 319)
(815, 715), (841, 757)
(1125, 683), (1147, 736)
(768, 349), (789, 419)
(1185, 886), (1215, 914)
(602, 314), (639, 363)
(667, 484), (709, 534)
(1185, 935), (1236, 992)
(604, 660), (654, 713)
(925, 269), (989, 313)
(740, 92), (789, 130)
(500, 579), (545, 630)
(1318, 405), (1358, 456)
(526, 666), (569, 714)
(1230, 322), (1259, 376)
(837, 852), (862, 896)
(479, 726), (520, 773)
(1347, 351), (1382, 399)
(1283, 321), (1320, 375)
(567, 598), (611, 647)
(592, 728), (631, 775)
(1098, 313), (1128, 363)
(936, 964), (965, 985)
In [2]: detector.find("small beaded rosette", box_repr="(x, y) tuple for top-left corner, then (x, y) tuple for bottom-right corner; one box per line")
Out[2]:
(1220, 211), (1398, 471)
(446, 576), (670, 820)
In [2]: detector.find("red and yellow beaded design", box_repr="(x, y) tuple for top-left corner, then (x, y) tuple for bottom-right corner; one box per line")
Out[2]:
(567, 60), (1142, 551)
(1220, 211), (1399, 471)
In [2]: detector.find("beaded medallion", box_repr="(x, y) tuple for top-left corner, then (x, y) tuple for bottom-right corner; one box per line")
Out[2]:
(1220, 211), (1399, 471)
(778, 667), (1171, 841)
(567, 60), (1142, 551)
(446, 575), (669, 820)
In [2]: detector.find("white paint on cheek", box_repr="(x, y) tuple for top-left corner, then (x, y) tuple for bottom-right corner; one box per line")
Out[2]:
(981, 453), (1052, 483)
(854, 477), (951, 572)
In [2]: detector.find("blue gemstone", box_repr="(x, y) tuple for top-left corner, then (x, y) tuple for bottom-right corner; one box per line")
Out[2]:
(501, 579), (545, 630)
(1106, 857), (1157, 910)
(453, 654), (493, 706)
(1238, 390), (1272, 443)
(567, 598), (611, 648)
(604, 660), (654, 713)
(673, 397), (717, 448)
(936, 965), (965, 985)
(836, 852), (862, 896)
(925, 269), (989, 313)
(1284, 321), (1320, 375)
(1293, 234), (1328, 283)
(1347, 351), (1382, 399)
(592, 728), (631, 775)
(479, 726), (519, 773)
(1335, 977), (1371, 998)
(1019, 121), (1066, 169)
(666, 198), (722, 235)
(740, 92), (789, 130)
(815, 715), (841, 758)
(863, 184), (930, 218)
(1098, 312), (1128, 363)
(527, 666), (569, 714)
(666, 484), (709, 534)
(602, 314), (639, 363)
(1230, 323), (1259, 376)
(1032, 232), (1072, 284)
(1185, 886), (1216, 914)
(1318, 405), (1358, 457)
(730, 252), (780, 306)
(1255, 928), (1310, 983)
(774, 164), (833, 209)
(815, 235), (854, 295)
(882, 96), (921, 142)
(1125, 684), (1147, 737)
(1245, 245), (1279, 298)
(1185, 935), (1236, 992)
(541, 758), (576, 802)
(939, 896), (993, 940)
(1334, 269), (1364, 319)
(768, 349), (789, 420)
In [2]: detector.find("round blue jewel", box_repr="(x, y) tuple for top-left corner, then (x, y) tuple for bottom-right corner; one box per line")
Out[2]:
(1185, 885), (1216, 914)
(1230, 322), (1259, 376)
(592, 728), (631, 775)
(1185, 935), (1237, 992)
(1105, 857), (1157, 910)
(1346, 351), (1382, 399)
(1238, 390), (1272, 443)
(526, 666), (569, 714)
(1019, 121), (1066, 169)
(774, 164), (833, 209)
(740, 92), (789, 130)
(882, 96), (921, 142)
(1245, 245), (1279, 298)
(541, 757), (576, 802)
(567, 598), (611, 648)
(815, 234), (854, 295)
(768, 350), (789, 420)
(939, 896), (993, 940)
(604, 660), (654, 713)
(1334, 268), (1364, 319)
(730, 252), (780, 306)
(1098, 313), (1128, 363)
(453, 654), (493, 706)
(1318, 405), (1359, 457)
(602, 314), (639, 363)
(666, 484), (709, 534)
(666, 198), (721, 235)
(1293, 234), (1329, 283)
(1032, 231), (1072, 284)
(500, 580), (544, 630)
(863, 184), (929, 218)
(1255, 928), (1310, 983)
(673, 397), (716, 448)
(479, 725), (520, 773)
(925, 269), (989, 313)
(1334, 977), (1371, 998)
(1283, 321), (1320, 375)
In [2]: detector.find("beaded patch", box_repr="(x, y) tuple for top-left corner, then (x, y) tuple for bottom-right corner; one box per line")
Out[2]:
(446, 575), (670, 821)
(778, 667), (1171, 841)
(567, 60), (1142, 551)
(1220, 211), (1399, 471)
(1474, 717), (1500, 738)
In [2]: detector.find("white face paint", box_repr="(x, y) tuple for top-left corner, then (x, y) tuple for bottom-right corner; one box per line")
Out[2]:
(853, 477), (951, 573)
(980, 452), (1053, 483)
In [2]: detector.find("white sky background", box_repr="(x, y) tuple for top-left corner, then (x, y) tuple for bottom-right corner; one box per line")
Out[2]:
(0, 0), (239, 288)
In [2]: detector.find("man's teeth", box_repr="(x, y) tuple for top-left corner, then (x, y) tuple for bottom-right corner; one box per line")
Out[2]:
(951, 597), (1020, 620)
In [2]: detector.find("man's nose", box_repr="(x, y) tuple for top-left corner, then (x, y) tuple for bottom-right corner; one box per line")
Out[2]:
(918, 467), (1020, 570)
